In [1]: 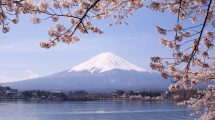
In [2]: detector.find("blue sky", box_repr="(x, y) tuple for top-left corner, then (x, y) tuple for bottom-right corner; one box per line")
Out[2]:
(0, 7), (176, 82)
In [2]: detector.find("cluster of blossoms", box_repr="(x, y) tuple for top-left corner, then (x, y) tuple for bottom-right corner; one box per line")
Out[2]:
(150, 0), (215, 119)
(0, 0), (23, 33)
(0, 0), (143, 48)
(178, 85), (215, 120)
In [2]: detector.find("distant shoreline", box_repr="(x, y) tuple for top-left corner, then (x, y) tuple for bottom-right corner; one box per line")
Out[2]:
(0, 98), (175, 103)
(1, 86), (198, 102)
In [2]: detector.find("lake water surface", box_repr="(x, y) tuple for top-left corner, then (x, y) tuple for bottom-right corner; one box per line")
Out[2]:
(0, 100), (196, 120)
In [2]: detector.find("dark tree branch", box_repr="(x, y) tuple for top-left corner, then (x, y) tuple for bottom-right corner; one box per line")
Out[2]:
(184, 0), (213, 72)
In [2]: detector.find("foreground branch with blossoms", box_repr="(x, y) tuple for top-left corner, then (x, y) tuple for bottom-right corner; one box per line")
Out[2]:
(149, 0), (215, 119)
(0, 0), (214, 119)
(0, 0), (143, 48)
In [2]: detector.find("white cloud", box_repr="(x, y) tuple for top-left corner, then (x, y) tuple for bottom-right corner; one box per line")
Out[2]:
(0, 70), (39, 83)
(25, 70), (39, 79)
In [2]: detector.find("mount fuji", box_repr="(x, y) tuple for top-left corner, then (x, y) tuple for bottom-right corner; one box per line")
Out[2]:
(2, 52), (171, 91)
(70, 52), (145, 73)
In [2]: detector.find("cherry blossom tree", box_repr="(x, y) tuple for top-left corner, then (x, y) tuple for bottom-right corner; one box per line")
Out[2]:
(0, 0), (214, 119)
(149, 0), (215, 119)
(0, 0), (143, 48)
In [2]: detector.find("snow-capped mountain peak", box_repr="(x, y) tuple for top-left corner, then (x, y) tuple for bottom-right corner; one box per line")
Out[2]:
(69, 52), (145, 73)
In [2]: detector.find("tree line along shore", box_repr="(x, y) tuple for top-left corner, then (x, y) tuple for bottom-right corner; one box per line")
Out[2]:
(0, 86), (198, 102)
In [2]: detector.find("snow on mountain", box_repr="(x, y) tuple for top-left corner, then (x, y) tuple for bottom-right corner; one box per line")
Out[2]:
(69, 52), (145, 73)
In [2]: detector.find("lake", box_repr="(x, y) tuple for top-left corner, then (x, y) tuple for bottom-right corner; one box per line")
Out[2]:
(0, 100), (196, 120)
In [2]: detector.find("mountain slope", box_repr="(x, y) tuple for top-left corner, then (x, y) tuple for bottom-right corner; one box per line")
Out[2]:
(2, 52), (170, 91)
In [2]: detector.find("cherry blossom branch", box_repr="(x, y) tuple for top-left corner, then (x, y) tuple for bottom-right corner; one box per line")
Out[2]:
(184, 0), (213, 72)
